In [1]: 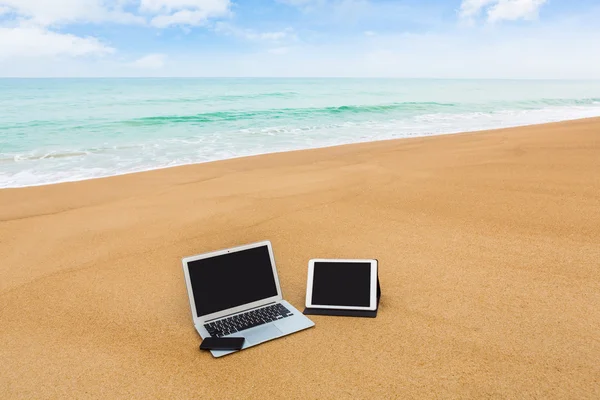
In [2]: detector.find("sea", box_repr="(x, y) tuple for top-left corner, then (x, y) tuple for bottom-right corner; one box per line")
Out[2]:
(1, 78), (600, 188)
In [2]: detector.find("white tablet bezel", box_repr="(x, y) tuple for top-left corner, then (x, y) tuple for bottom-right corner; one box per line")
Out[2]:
(305, 259), (378, 311)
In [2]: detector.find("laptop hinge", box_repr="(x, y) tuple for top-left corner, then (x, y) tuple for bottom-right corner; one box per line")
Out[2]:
(204, 301), (277, 323)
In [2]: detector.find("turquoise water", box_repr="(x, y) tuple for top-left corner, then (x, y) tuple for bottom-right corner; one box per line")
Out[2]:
(1, 78), (600, 188)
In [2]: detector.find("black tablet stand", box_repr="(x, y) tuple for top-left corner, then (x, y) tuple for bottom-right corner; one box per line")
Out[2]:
(303, 271), (381, 318)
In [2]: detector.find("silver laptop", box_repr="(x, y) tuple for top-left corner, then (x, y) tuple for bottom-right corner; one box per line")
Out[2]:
(182, 240), (315, 357)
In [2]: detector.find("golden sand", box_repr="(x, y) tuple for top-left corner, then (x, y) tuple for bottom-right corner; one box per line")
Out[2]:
(1, 118), (599, 399)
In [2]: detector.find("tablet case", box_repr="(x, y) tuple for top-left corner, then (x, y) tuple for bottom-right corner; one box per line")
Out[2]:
(303, 261), (381, 318)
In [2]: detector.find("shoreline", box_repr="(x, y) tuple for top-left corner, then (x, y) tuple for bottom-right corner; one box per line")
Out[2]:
(3, 115), (600, 191)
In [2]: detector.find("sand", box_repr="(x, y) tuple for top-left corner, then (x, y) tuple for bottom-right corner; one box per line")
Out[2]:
(1, 118), (599, 399)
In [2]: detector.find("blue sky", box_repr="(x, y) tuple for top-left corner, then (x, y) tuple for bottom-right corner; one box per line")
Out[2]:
(1, 0), (599, 77)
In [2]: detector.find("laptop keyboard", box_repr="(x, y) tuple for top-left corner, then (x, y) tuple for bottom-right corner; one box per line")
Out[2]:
(204, 303), (293, 338)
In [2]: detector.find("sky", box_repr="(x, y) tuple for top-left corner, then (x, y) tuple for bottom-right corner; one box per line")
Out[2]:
(0, 0), (599, 78)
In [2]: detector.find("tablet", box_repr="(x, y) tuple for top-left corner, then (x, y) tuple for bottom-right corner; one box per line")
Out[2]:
(305, 259), (378, 311)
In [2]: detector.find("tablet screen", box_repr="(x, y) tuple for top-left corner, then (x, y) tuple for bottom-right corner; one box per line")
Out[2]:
(311, 262), (372, 307)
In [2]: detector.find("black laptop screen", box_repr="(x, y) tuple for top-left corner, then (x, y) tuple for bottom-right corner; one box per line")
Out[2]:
(187, 245), (278, 317)
(311, 262), (371, 307)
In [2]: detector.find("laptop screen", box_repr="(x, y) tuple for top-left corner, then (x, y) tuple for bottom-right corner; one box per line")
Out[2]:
(187, 245), (278, 317)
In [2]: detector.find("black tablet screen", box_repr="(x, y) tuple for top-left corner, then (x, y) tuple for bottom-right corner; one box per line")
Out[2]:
(311, 262), (372, 307)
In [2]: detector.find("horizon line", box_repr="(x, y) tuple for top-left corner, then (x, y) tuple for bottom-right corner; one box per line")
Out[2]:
(2, 77), (600, 81)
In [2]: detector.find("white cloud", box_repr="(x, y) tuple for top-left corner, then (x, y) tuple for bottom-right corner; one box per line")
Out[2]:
(143, 0), (230, 27)
(364, 30), (376, 36)
(460, 0), (548, 23)
(151, 9), (212, 27)
(0, 0), (142, 26)
(214, 23), (295, 42)
(487, 0), (548, 22)
(459, 0), (496, 20)
(0, 0), (229, 27)
(129, 53), (167, 68)
(0, 1), (129, 62)
(0, 26), (114, 58)
(0, 0), (230, 61)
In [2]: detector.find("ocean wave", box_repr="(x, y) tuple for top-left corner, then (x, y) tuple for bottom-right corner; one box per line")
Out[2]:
(122, 98), (600, 127)
(125, 101), (458, 126)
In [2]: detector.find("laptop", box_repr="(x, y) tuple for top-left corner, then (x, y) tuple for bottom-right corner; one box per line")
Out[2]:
(182, 240), (315, 357)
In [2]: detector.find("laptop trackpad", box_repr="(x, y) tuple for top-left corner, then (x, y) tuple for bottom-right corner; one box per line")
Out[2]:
(243, 324), (283, 345)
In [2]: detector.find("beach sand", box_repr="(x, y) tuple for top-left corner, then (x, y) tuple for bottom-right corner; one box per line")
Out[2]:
(1, 118), (599, 399)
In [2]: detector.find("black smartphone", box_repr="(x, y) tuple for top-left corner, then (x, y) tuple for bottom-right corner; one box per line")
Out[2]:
(200, 337), (245, 351)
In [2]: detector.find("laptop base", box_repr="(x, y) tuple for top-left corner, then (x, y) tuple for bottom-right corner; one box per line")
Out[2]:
(199, 300), (315, 358)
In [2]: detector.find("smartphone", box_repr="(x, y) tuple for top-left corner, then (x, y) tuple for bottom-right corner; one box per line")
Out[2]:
(200, 337), (245, 351)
